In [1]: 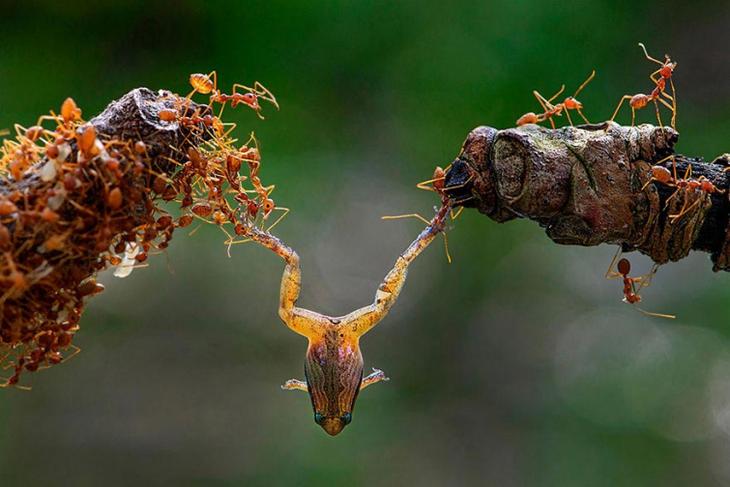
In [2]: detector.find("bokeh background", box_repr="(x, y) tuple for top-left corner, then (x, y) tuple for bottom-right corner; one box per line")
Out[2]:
(1, 1), (730, 485)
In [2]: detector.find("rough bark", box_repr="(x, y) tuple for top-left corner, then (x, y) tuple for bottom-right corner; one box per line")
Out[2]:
(443, 123), (730, 271)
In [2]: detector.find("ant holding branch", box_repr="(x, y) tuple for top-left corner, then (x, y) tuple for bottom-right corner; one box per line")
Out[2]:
(382, 164), (471, 263)
(605, 250), (675, 319)
(642, 156), (725, 223)
(516, 70), (595, 128)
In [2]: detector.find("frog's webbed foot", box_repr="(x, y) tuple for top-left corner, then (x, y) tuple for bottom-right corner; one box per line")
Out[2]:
(281, 379), (308, 392)
(361, 367), (389, 390)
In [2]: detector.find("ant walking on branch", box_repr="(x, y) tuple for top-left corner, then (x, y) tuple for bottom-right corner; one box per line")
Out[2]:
(610, 43), (677, 129)
(516, 70), (595, 128)
(605, 250), (675, 319)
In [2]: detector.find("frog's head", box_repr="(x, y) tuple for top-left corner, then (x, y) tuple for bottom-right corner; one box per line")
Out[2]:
(304, 336), (363, 436)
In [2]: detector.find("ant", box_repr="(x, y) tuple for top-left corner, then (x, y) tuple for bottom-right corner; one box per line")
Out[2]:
(642, 156), (725, 222)
(605, 250), (675, 319)
(516, 71), (595, 128)
(188, 71), (279, 120)
(178, 111), (225, 136)
(383, 165), (457, 263)
(611, 43), (677, 129)
(0, 357), (31, 390)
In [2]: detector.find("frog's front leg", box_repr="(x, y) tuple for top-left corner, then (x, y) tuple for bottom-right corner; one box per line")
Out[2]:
(281, 378), (308, 392)
(361, 367), (389, 390)
(278, 251), (328, 339)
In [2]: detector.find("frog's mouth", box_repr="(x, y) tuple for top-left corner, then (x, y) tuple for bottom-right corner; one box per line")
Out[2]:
(320, 417), (346, 436)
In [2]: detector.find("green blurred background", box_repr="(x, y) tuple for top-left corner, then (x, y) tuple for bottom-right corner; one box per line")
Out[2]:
(2, 1), (730, 485)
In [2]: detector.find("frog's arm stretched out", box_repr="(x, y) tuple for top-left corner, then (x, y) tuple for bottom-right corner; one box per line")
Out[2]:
(247, 202), (449, 436)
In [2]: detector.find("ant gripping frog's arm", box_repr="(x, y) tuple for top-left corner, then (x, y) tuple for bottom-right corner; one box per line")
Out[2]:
(343, 203), (450, 337)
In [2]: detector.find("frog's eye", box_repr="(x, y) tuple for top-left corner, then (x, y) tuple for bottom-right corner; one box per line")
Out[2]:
(314, 412), (325, 425)
(341, 412), (352, 425)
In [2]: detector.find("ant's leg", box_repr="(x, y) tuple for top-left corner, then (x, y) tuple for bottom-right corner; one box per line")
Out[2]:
(637, 263), (661, 291)
(450, 206), (465, 220)
(382, 213), (452, 263)
(663, 188), (682, 211)
(576, 108), (590, 124)
(534, 88), (562, 128)
(610, 96), (632, 123)
(641, 177), (659, 192)
(532, 90), (553, 128)
(533, 90), (551, 113)
(361, 368), (389, 390)
(652, 100), (666, 130)
(631, 107), (637, 126)
(63, 344), (82, 363)
(265, 206), (290, 232)
(382, 213), (430, 225)
(660, 90), (674, 102)
(254, 81), (279, 109)
(572, 70), (596, 98)
(668, 191), (692, 221)
(670, 194), (703, 222)
(669, 78), (677, 128)
(417, 167), (449, 192)
(546, 85), (566, 104)
(281, 379), (308, 392)
(657, 96), (675, 130)
(636, 307), (676, 319)
(605, 246), (624, 279)
(638, 43), (663, 65)
(565, 110), (574, 127)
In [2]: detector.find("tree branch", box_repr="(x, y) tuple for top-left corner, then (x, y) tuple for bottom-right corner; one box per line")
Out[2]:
(443, 123), (730, 271)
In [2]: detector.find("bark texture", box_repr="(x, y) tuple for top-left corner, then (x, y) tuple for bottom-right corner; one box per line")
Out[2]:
(443, 123), (730, 271)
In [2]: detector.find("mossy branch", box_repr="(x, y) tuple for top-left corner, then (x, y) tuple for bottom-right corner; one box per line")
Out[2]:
(443, 123), (730, 271)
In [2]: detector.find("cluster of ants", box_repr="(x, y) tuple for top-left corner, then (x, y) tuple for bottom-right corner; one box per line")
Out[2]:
(516, 42), (728, 318)
(0, 71), (281, 387)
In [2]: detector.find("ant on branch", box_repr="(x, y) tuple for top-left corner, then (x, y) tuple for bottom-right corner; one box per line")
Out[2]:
(642, 156), (725, 223)
(611, 43), (677, 129)
(516, 70), (595, 128)
(188, 71), (279, 120)
(605, 250), (675, 319)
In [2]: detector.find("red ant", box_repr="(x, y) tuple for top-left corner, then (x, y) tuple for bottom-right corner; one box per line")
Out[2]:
(178, 111), (224, 135)
(516, 71), (595, 128)
(188, 71), (279, 120)
(605, 251), (675, 319)
(382, 165), (459, 263)
(611, 43), (677, 129)
(0, 357), (31, 390)
(642, 156), (725, 222)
